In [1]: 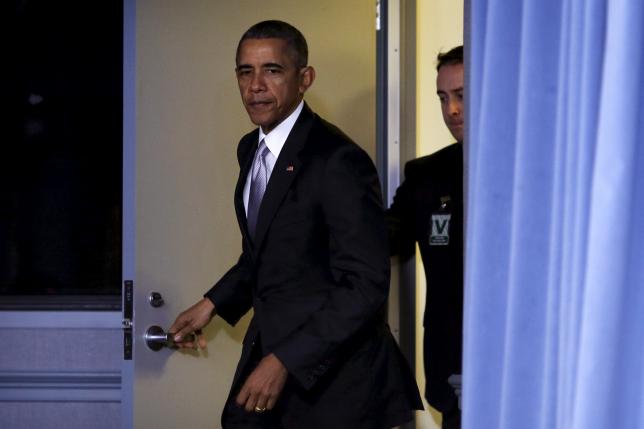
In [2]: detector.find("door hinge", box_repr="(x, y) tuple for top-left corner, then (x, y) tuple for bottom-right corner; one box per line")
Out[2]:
(376, 0), (381, 31)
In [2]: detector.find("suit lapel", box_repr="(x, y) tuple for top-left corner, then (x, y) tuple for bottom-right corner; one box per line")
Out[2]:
(234, 132), (259, 244)
(252, 105), (315, 252)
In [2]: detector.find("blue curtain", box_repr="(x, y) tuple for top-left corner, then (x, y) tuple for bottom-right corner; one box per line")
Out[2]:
(464, 0), (644, 428)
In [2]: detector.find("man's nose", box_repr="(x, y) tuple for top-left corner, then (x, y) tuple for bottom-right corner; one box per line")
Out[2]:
(449, 100), (462, 116)
(250, 73), (265, 92)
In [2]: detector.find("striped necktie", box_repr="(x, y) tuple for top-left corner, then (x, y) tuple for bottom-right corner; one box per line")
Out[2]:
(246, 139), (270, 239)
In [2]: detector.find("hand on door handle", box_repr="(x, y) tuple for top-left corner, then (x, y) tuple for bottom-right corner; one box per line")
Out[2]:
(144, 325), (197, 351)
(168, 298), (216, 350)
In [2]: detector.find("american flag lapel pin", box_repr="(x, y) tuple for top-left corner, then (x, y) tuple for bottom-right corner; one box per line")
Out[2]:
(286, 165), (295, 172)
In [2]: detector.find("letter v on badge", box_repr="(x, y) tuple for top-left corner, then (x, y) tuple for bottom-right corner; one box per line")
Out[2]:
(429, 196), (451, 246)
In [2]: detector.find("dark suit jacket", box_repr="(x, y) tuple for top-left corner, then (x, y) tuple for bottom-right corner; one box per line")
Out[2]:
(387, 143), (463, 413)
(206, 105), (422, 428)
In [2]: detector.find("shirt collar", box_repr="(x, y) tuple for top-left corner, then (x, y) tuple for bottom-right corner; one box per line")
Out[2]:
(258, 101), (304, 159)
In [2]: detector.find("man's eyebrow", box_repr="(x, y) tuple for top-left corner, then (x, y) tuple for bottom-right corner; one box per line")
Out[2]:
(437, 86), (464, 94)
(236, 64), (252, 71)
(263, 62), (284, 69)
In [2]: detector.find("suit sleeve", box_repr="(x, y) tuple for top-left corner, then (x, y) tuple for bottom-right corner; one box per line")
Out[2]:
(204, 251), (253, 326)
(386, 161), (417, 260)
(271, 144), (391, 389)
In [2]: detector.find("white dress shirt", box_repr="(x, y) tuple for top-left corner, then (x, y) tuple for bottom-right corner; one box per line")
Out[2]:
(243, 101), (304, 215)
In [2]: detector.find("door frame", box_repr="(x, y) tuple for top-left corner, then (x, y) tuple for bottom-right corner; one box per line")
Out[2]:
(377, 0), (417, 386)
(121, 0), (136, 427)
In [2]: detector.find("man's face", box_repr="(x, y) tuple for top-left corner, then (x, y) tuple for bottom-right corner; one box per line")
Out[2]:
(436, 63), (464, 143)
(236, 38), (314, 134)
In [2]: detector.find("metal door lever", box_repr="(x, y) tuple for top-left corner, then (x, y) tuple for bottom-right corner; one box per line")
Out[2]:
(145, 325), (196, 351)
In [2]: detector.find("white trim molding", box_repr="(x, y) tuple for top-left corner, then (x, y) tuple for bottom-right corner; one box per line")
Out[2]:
(0, 371), (121, 402)
(0, 312), (121, 329)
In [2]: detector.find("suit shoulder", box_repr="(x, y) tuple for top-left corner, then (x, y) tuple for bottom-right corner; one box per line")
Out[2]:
(404, 143), (462, 179)
(313, 115), (353, 143)
(303, 115), (381, 193)
(309, 114), (370, 158)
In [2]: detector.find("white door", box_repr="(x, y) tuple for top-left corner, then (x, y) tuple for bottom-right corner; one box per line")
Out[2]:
(121, 2), (250, 428)
(122, 1), (377, 428)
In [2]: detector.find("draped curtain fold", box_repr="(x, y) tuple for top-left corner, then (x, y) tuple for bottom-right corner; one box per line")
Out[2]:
(464, 0), (644, 428)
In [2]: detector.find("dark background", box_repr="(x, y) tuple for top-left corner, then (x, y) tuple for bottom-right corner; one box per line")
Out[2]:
(2, 0), (123, 305)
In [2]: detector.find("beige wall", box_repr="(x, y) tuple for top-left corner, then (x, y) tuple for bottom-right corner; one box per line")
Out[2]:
(415, 1), (463, 428)
(192, 0), (378, 158)
(417, 1), (464, 156)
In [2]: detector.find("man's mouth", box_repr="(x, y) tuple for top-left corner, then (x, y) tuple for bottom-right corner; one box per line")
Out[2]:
(248, 100), (272, 108)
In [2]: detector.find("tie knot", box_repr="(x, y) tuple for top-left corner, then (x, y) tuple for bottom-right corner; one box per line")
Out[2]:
(258, 140), (270, 159)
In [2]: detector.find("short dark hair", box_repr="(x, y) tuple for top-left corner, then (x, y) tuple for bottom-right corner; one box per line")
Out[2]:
(236, 20), (308, 68)
(436, 45), (463, 71)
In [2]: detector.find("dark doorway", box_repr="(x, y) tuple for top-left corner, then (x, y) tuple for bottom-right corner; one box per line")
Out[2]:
(3, 1), (123, 308)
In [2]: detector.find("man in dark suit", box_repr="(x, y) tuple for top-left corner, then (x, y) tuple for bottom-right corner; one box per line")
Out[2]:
(169, 20), (422, 429)
(387, 45), (464, 429)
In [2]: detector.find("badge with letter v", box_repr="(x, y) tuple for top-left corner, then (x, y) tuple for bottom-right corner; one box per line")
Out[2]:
(429, 213), (451, 245)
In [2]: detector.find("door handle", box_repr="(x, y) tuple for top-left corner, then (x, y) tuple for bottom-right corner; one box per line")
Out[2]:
(144, 325), (196, 351)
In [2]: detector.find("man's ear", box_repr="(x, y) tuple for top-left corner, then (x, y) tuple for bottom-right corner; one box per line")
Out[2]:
(299, 66), (315, 94)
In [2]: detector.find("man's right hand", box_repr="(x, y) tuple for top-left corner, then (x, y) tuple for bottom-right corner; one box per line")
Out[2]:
(168, 298), (216, 350)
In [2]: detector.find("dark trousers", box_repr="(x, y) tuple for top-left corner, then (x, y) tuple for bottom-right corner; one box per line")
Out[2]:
(222, 338), (284, 429)
(223, 399), (281, 429)
(221, 340), (395, 429)
(442, 402), (461, 429)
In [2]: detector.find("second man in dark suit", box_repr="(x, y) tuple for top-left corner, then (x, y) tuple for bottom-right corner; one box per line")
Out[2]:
(170, 20), (421, 429)
(387, 45), (465, 429)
